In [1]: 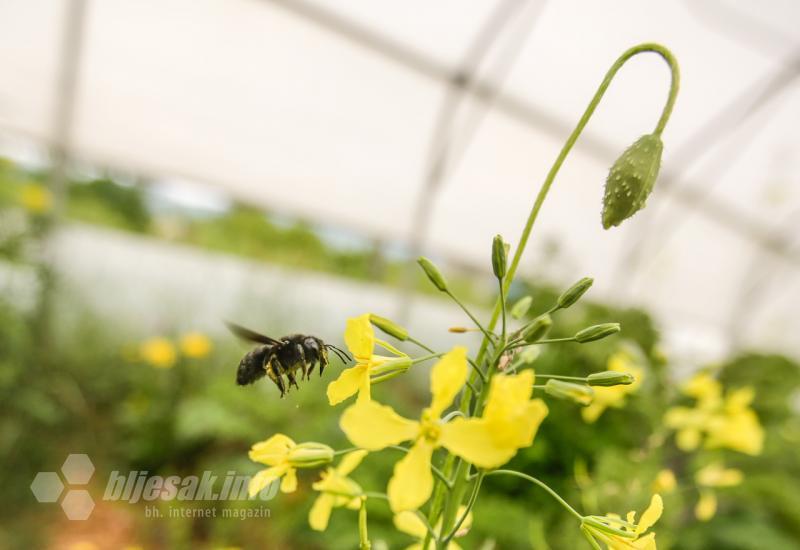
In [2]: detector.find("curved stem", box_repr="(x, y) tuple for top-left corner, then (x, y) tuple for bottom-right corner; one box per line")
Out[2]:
(486, 470), (582, 521)
(446, 290), (496, 344)
(442, 472), (484, 545)
(408, 336), (436, 354)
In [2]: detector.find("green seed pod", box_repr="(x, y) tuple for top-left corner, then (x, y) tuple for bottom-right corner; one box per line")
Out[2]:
(556, 277), (594, 310)
(417, 257), (448, 292)
(587, 370), (635, 386)
(287, 442), (335, 468)
(511, 296), (533, 319)
(521, 314), (552, 343)
(491, 234), (507, 279)
(369, 314), (408, 341)
(575, 323), (621, 343)
(544, 379), (594, 406)
(602, 133), (663, 229)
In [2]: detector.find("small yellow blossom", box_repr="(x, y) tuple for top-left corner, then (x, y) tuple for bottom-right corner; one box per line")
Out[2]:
(327, 314), (408, 405)
(582, 351), (643, 423)
(340, 348), (547, 512)
(309, 450), (368, 531)
(19, 183), (53, 214)
(664, 374), (763, 455)
(694, 490), (717, 522)
(651, 469), (676, 494)
(247, 434), (333, 496)
(695, 462), (743, 488)
(139, 337), (177, 369)
(179, 332), (213, 359)
(582, 494), (663, 550)
(394, 505), (473, 550)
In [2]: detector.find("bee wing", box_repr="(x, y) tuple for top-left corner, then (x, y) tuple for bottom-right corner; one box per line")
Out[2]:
(225, 321), (281, 345)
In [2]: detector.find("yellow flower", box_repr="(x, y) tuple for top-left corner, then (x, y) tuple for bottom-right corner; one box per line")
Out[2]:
(664, 375), (764, 455)
(19, 183), (53, 214)
(694, 490), (717, 522)
(695, 462), (743, 488)
(327, 314), (408, 405)
(582, 352), (643, 423)
(651, 469), (676, 494)
(582, 494), (663, 550)
(340, 348), (547, 512)
(179, 332), (213, 359)
(139, 337), (177, 368)
(247, 434), (334, 497)
(394, 505), (473, 550)
(309, 450), (368, 531)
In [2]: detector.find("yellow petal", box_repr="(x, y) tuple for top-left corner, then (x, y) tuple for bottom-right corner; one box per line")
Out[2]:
(340, 400), (419, 450)
(439, 418), (517, 469)
(631, 533), (657, 550)
(429, 347), (468, 417)
(483, 371), (534, 422)
(676, 428), (701, 451)
(248, 464), (287, 497)
(345, 314), (375, 360)
(249, 433), (295, 465)
(695, 490), (717, 522)
(280, 467), (297, 493)
(581, 402), (606, 424)
(337, 449), (369, 476)
(327, 365), (369, 406)
(636, 494), (663, 535)
(388, 440), (435, 512)
(309, 493), (335, 531)
(393, 510), (428, 538)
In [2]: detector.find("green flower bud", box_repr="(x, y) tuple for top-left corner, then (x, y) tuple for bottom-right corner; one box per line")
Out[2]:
(511, 296), (533, 320)
(491, 234), (507, 279)
(574, 323), (621, 343)
(556, 277), (593, 309)
(417, 257), (448, 292)
(369, 314), (408, 341)
(544, 379), (594, 406)
(602, 133), (663, 229)
(587, 370), (635, 386)
(287, 442), (334, 468)
(369, 356), (413, 377)
(521, 314), (552, 343)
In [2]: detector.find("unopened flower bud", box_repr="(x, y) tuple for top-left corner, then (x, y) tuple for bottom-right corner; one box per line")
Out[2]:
(287, 442), (334, 468)
(449, 327), (468, 333)
(544, 379), (593, 406)
(511, 296), (532, 319)
(521, 314), (552, 343)
(491, 234), (507, 279)
(602, 133), (663, 229)
(556, 277), (593, 310)
(370, 356), (413, 377)
(369, 314), (408, 341)
(587, 370), (634, 386)
(417, 257), (448, 292)
(575, 323), (620, 343)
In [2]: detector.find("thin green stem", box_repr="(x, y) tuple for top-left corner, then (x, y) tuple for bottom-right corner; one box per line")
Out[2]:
(333, 447), (358, 456)
(358, 497), (371, 550)
(445, 290), (496, 344)
(536, 374), (587, 382)
(486, 470), (582, 521)
(363, 491), (388, 500)
(408, 336), (436, 354)
(467, 357), (488, 383)
(442, 472), (484, 545)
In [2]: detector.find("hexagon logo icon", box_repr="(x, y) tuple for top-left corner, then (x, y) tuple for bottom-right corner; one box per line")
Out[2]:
(31, 453), (96, 520)
(30, 472), (64, 503)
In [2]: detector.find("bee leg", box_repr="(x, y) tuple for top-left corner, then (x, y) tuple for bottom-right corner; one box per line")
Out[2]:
(275, 357), (299, 390)
(319, 346), (329, 377)
(266, 357), (286, 397)
(295, 344), (311, 381)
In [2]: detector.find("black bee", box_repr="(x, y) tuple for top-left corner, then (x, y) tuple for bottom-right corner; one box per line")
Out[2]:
(226, 322), (350, 397)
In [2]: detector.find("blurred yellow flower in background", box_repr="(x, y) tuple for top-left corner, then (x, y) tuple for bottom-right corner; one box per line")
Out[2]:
(652, 469), (677, 494)
(582, 494), (663, 550)
(340, 348), (546, 512)
(582, 351), (643, 423)
(694, 490), (717, 522)
(19, 183), (53, 214)
(139, 337), (177, 368)
(309, 449), (368, 531)
(692, 461), (743, 522)
(179, 332), (213, 358)
(664, 374), (764, 455)
(327, 314), (408, 405)
(394, 505), (473, 549)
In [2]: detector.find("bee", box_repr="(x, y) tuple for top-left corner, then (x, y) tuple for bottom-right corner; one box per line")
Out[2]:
(226, 322), (350, 397)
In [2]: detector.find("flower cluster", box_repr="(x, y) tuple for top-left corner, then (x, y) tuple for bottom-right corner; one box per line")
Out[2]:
(136, 332), (213, 368)
(664, 373), (764, 455)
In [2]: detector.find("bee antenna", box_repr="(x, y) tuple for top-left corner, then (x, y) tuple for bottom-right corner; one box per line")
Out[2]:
(326, 344), (350, 363)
